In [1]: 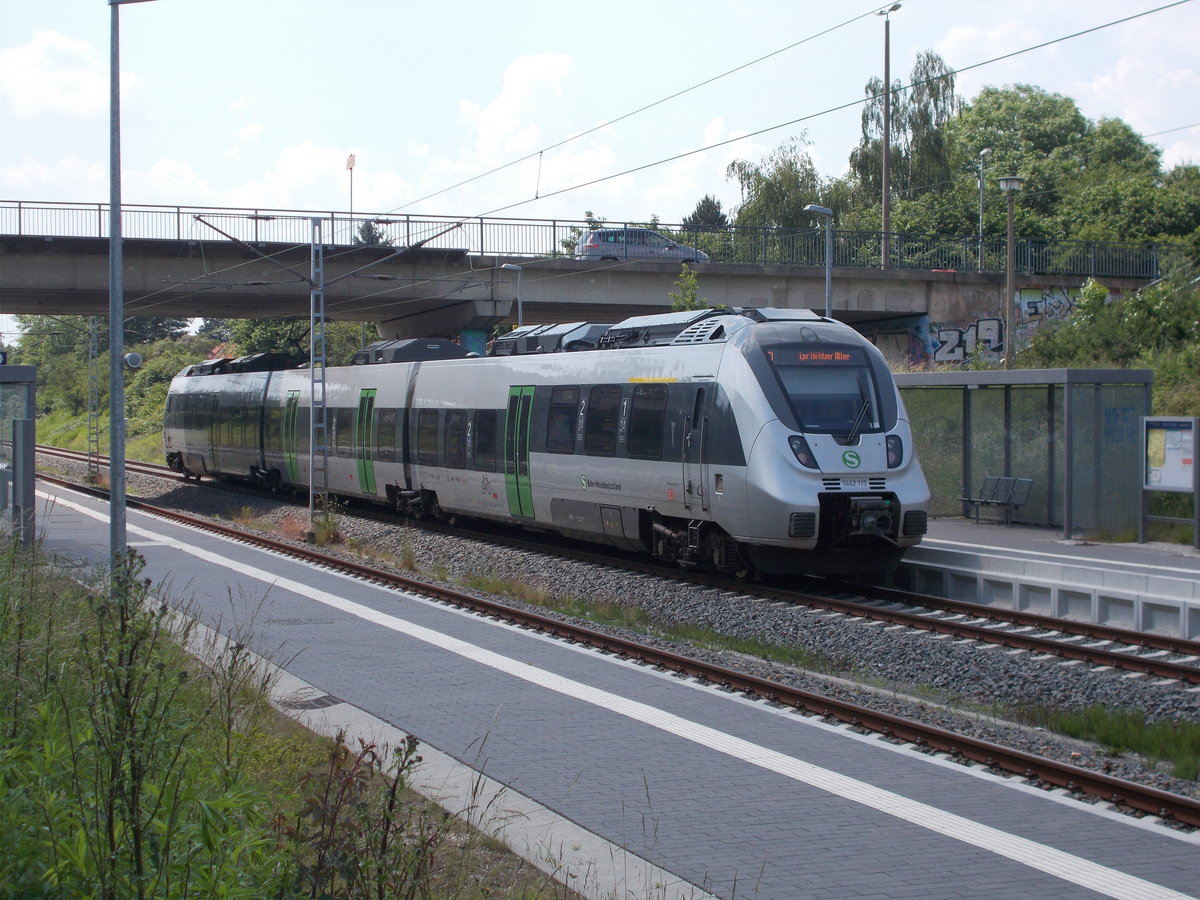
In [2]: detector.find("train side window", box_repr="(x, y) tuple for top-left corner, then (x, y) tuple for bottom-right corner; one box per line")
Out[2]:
(628, 383), (667, 460)
(334, 408), (353, 457)
(417, 409), (439, 466)
(546, 386), (578, 453)
(473, 410), (498, 471)
(263, 407), (278, 451)
(445, 410), (467, 468)
(692, 387), (705, 427)
(584, 385), (621, 456)
(377, 409), (397, 462)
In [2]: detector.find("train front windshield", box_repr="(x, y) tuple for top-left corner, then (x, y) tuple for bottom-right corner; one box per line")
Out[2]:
(765, 345), (882, 434)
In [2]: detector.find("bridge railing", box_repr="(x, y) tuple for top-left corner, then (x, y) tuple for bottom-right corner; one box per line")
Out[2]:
(1, 200), (1181, 280)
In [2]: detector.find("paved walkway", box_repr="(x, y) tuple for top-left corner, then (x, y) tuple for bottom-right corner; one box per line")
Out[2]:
(35, 485), (1200, 900)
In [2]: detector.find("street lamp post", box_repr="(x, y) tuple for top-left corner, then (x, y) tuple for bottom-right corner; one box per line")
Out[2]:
(977, 147), (991, 270)
(877, 2), (901, 269)
(108, 0), (155, 575)
(803, 204), (834, 318)
(998, 175), (1024, 370)
(501, 263), (523, 327)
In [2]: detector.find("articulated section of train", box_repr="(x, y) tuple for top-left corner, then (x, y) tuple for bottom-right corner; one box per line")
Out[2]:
(164, 307), (930, 577)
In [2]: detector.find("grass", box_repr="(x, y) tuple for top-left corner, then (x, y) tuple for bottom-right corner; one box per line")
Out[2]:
(448, 570), (1199, 783)
(1020, 705), (1200, 780)
(0, 543), (583, 899)
(459, 572), (831, 672)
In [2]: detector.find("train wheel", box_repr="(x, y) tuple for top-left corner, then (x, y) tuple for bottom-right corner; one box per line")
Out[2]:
(713, 537), (756, 582)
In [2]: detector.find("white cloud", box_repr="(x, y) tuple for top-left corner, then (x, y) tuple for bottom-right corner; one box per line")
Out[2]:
(0, 154), (106, 201)
(460, 53), (572, 162)
(0, 30), (143, 118)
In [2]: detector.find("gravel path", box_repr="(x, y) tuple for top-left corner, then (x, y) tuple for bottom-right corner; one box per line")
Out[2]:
(43, 458), (1200, 820)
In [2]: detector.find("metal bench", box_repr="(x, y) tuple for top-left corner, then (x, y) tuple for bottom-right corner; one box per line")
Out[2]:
(958, 476), (1033, 523)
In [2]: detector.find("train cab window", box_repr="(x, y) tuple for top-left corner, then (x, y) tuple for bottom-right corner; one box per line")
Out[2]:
(628, 383), (667, 460)
(546, 386), (578, 453)
(584, 385), (621, 456)
(444, 410), (467, 468)
(334, 408), (353, 457)
(765, 344), (882, 434)
(473, 410), (498, 471)
(377, 409), (397, 462)
(417, 409), (440, 466)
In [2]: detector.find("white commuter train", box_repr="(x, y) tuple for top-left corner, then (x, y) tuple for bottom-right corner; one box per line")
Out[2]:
(164, 307), (930, 577)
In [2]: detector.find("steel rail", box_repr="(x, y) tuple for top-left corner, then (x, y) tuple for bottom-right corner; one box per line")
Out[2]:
(32, 471), (1200, 828)
(37, 445), (1200, 684)
(818, 576), (1200, 658)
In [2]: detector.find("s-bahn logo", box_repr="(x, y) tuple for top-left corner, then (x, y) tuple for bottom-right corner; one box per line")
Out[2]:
(842, 450), (862, 469)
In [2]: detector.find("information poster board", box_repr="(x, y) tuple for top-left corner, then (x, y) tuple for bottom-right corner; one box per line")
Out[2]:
(1143, 417), (1196, 492)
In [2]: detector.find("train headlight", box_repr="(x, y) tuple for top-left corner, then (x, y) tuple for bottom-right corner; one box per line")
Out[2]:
(789, 435), (818, 469)
(886, 434), (904, 468)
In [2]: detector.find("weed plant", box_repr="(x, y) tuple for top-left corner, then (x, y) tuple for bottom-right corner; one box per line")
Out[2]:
(0, 544), (578, 899)
(1023, 705), (1200, 780)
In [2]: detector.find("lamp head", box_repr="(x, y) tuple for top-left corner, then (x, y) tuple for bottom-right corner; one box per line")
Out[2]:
(998, 175), (1024, 194)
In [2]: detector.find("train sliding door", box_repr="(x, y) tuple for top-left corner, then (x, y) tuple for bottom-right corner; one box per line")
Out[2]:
(682, 386), (709, 513)
(504, 385), (535, 518)
(355, 388), (377, 494)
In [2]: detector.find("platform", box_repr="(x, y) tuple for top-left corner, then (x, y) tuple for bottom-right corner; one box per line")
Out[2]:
(29, 485), (1200, 900)
(896, 518), (1200, 639)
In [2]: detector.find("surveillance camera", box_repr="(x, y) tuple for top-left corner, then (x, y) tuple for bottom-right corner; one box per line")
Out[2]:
(124, 352), (143, 369)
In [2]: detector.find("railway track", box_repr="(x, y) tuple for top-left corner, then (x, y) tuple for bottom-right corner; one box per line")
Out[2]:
(37, 445), (1200, 687)
(31, 450), (1200, 829)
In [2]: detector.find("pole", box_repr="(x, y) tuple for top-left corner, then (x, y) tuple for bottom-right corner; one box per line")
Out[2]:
(108, 0), (127, 572)
(501, 264), (523, 327)
(803, 204), (833, 318)
(515, 266), (523, 327)
(1005, 188), (1015, 370)
(977, 148), (990, 271)
(880, 14), (891, 270)
(823, 216), (832, 318)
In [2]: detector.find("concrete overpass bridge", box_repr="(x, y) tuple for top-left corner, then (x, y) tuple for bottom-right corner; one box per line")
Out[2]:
(0, 201), (1166, 361)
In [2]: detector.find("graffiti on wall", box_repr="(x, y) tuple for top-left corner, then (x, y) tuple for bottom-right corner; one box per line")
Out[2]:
(928, 286), (1082, 365)
(864, 285), (1089, 365)
(931, 317), (1004, 364)
(1019, 286), (1081, 325)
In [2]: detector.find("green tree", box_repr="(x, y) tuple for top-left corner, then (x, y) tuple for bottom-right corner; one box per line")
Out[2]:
(725, 136), (825, 229)
(682, 195), (728, 231)
(197, 318), (233, 341)
(229, 318), (367, 366)
(871, 84), (1200, 245)
(352, 220), (395, 246)
(850, 51), (959, 205)
(123, 316), (189, 344)
(560, 210), (607, 255)
(668, 263), (708, 311)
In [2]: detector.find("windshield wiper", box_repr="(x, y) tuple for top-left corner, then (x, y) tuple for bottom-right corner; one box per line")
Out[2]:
(843, 398), (871, 444)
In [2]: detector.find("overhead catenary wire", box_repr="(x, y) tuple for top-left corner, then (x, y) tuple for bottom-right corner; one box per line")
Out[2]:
(13, 3), (1191, 337)
(424, 1), (1195, 221)
(389, 5), (891, 215)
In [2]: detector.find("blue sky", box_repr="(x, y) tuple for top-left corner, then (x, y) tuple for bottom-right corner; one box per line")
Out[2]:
(1, 0), (1198, 340)
(2, 0), (1197, 219)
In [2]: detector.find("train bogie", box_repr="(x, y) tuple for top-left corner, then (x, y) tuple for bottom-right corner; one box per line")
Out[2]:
(164, 307), (930, 579)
